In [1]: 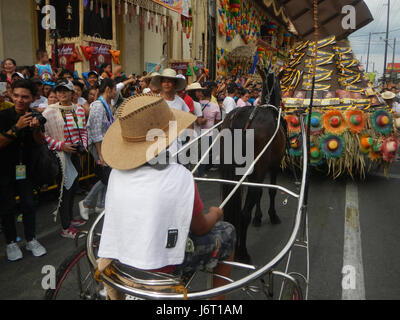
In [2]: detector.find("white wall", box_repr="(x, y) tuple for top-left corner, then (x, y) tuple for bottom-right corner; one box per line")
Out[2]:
(124, 16), (142, 75)
(144, 18), (166, 72)
(0, 0), (35, 65)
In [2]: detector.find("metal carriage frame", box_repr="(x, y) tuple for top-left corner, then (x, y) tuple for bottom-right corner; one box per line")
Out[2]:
(86, 107), (311, 300)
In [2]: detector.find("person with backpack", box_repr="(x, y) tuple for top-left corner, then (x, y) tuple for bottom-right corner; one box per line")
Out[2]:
(79, 79), (117, 221)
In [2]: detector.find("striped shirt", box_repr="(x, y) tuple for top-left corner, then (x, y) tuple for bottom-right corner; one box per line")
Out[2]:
(45, 106), (88, 151)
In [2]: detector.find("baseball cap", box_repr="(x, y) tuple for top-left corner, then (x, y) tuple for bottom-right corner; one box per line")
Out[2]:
(54, 80), (75, 92)
(88, 70), (99, 78)
(12, 72), (25, 79)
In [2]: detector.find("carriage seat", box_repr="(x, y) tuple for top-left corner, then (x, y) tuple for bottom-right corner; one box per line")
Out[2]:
(95, 258), (187, 300)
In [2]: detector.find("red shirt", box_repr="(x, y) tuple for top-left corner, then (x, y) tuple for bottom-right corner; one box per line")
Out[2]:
(152, 183), (203, 274)
(183, 94), (195, 113)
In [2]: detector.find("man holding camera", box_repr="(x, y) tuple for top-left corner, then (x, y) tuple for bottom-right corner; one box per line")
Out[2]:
(43, 80), (88, 239)
(0, 80), (47, 261)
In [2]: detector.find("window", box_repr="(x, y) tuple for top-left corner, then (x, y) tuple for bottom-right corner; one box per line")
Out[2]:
(50, 0), (80, 38)
(83, 0), (113, 40)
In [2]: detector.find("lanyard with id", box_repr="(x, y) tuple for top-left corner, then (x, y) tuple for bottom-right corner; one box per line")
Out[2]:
(16, 146), (26, 181)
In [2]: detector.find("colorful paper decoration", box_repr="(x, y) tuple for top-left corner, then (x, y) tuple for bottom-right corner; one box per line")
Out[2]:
(109, 49), (121, 65)
(289, 135), (302, 157)
(80, 46), (95, 61)
(286, 115), (301, 134)
(323, 110), (347, 135)
(69, 47), (83, 63)
(320, 135), (345, 159)
(306, 111), (324, 135)
(381, 137), (399, 162)
(230, 0), (241, 16)
(310, 144), (323, 166)
(186, 66), (193, 77)
(359, 134), (374, 154)
(346, 110), (366, 134)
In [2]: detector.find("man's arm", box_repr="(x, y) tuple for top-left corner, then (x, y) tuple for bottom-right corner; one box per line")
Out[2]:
(191, 207), (223, 236)
(0, 113), (33, 149)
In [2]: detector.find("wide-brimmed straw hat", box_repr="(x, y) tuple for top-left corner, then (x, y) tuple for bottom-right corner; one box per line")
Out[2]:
(102, 94), (196, 171)
(151, 68), (187, 92)
(186, 82), (207, 91)
(381, 91), (396, 100)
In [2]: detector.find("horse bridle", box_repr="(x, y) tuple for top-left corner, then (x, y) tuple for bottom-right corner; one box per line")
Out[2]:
(263, 72), (276, 105)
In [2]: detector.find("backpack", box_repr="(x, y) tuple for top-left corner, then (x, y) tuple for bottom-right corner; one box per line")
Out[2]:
(30, 144), (60, 187)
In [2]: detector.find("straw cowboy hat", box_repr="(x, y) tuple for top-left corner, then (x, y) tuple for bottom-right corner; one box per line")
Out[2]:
(186, 82), (207, 91)
(151, 68), (187, 92)
(102, 94), (196, 170)
(381, 91), (396, 100)
(143, 72), (160, 80)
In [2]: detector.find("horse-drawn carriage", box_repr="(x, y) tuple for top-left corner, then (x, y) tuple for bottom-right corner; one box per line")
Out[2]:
(45, 63), (313, 300)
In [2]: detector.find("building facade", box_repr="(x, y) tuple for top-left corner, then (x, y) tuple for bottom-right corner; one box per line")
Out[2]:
(0, 0), (208, 80)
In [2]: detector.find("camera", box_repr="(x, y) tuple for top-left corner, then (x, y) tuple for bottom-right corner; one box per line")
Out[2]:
(75, 143), (87, 156)
(31, 110), (47, 126)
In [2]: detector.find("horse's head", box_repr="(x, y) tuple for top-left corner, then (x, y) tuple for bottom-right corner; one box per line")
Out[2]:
(258, 66), (282, 107)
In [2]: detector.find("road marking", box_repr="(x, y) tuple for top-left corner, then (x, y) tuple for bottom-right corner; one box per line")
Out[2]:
(342, 181), (366, 300)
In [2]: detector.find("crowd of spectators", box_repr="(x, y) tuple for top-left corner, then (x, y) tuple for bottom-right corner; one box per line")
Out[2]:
(0, 49), (263, 262)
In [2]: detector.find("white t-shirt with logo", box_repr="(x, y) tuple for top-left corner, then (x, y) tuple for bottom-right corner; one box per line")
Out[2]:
(165, 95), (191, 150)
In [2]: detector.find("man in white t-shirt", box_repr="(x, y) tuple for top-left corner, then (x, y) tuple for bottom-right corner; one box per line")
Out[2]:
(151, 69), (191, 151)
(222, 84), (238, 120)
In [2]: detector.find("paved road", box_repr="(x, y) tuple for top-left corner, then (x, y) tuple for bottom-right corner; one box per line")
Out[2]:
(1, 161), (400, 300)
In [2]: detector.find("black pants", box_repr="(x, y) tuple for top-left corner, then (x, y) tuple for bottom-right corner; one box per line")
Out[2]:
(0, 178), (36, 245)
(59, 178), (79, 230)
(58, 154), (81, 230)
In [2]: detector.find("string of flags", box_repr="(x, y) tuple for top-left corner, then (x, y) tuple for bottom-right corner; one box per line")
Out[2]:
(81, 0), (192, 37)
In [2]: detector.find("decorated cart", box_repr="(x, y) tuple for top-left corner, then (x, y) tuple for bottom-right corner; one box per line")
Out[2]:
(281, 36), (399, 178)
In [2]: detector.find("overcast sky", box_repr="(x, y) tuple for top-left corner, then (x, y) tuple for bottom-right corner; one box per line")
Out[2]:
(349, 0), (400, 77)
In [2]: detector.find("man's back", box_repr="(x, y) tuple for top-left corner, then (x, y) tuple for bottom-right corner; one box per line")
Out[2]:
(98, 164), (195, 270)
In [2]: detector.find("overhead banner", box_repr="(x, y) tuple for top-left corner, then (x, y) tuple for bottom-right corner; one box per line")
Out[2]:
(89, 42), (112, 72)
(152, 0), (190, 17)
(51, 43), (75, 72)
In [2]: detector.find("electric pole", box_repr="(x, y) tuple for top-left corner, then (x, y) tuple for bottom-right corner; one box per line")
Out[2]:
(383, 0), (391, 85)
(367, 32), (371, 73)
(392, 38), (396, 82)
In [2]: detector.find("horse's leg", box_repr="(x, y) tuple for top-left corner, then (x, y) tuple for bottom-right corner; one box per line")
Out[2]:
(236, 187), (262, 263)
(268, 170), (281, 225)
(252, 191), (263, 227)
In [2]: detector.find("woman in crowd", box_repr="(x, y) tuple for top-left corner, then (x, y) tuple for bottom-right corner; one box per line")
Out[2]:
(99, 63), (113, 80)
(1, 59), (17, 83)
(236, 89), (252, 107)
(83, 85), (99, 118)
(73, 80), (87, 107)
(196, 88), (221, 177)
(43, 80), (88, 239)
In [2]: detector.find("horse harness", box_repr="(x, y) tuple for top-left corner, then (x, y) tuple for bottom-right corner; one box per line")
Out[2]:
(227, 104), (282, 132)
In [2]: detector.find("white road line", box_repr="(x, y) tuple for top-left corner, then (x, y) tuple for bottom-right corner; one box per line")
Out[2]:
(342, 181), (366, 300)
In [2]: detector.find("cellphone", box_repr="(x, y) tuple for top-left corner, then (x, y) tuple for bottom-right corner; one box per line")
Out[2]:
(0, 82), (7, 96)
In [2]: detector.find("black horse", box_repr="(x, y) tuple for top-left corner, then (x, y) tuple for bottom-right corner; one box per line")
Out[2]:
(220, 68), (287, 263)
